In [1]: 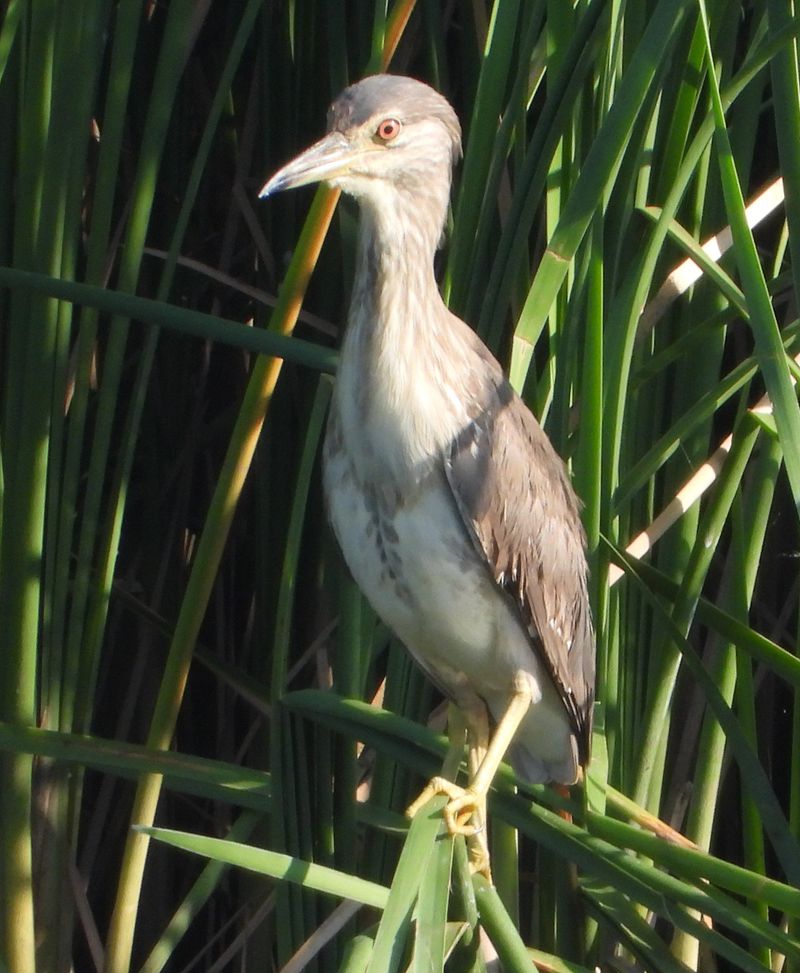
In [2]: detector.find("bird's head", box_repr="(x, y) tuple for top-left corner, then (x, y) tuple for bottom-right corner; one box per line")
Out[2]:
(259, 74), (462, 207)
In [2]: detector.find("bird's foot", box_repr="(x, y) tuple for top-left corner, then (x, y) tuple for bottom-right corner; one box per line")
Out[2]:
(406, 776), (481, 834)
(406, 777), (492, 880)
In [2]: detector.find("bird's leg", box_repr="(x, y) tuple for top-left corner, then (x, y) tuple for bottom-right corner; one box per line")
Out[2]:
(406, 699), (493, 877)
(436, 675), (533, 841)
(406, 702), (469, 821)
(462, 697), (491, 877)
(406, 682), (538, 881)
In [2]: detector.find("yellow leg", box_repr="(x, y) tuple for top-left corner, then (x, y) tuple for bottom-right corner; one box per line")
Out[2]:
(462, 697), (491, 876)
(439, 678), (532, 834)
(406, 677), (533, 879)
(406, 697), (489, 828)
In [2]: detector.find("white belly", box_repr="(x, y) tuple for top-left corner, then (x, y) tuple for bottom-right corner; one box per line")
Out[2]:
(323, 435), (576, 782)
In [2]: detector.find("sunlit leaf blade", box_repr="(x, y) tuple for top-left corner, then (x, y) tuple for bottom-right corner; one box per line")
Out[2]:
(139, 826), (389, 910)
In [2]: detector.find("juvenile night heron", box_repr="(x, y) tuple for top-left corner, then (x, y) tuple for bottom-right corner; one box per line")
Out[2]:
(260, 75), (594, 872)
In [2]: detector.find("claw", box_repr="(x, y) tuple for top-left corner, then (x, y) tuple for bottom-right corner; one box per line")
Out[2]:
(406, 776), (470, 827)
(442, 789), (482, 836)
(406, 776), (492, 880)
(407, 776), (480, 834)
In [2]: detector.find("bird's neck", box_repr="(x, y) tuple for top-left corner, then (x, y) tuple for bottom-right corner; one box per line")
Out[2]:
(349, 187), (449, 352)
(358, 192), (445, 306)
(332, 193), (476, 486)
(345, 198), (447, 403)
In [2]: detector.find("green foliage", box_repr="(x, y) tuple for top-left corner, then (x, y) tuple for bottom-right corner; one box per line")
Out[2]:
(0, 0), (798, 970)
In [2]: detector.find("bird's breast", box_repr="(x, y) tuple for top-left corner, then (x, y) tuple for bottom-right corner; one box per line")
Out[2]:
(331, 309), (479, 493)
(322, 430), (503, 680)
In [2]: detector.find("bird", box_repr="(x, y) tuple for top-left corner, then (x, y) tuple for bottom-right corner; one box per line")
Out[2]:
(260, 74), (594, 875)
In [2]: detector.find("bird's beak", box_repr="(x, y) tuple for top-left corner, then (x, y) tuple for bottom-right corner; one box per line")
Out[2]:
(259, 132), (356, 198)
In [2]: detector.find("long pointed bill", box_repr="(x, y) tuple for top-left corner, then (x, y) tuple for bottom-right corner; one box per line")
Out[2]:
(258, 132), (356, 198)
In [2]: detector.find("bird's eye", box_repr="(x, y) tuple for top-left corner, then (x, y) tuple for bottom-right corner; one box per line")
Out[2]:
(376, 118), (401, 142)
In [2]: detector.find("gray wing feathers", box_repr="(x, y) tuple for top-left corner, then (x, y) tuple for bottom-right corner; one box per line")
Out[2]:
(443, 381), (594, 763)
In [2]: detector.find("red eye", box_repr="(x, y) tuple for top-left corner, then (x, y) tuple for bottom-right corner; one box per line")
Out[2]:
(376, 118), (401, 142)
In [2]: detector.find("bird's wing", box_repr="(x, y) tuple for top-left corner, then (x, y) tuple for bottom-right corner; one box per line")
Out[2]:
(443, 377), (594, 760)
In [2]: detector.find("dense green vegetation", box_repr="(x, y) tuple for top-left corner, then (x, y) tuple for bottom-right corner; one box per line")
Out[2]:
(0, 0), (799, 970)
